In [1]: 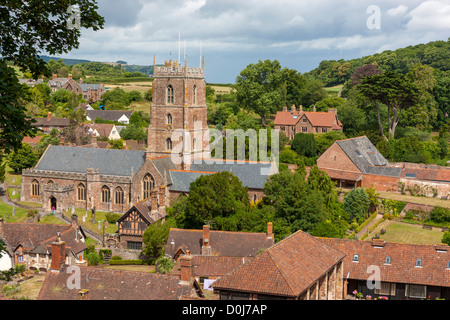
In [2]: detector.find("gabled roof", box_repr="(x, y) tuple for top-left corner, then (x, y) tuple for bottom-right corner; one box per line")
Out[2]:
(212, 229), (345, 298)
(336, 136), (401, 177)
(320, 238), (450, 288)
(85, 123), (115, 137)
(37, 266), (202, 300)
(301, 111), (342, 128)
(0, 222), (86, 256)
(79, 83), (103, 91)
(117, 198), (167, 225)
(172, 256), (253, 278)
(32, 117), (70, 127)
(274, 110), (301, 126)
(189, 159), (277, 190)
(35, 145), (146, 177)
(165, 228), (274, 258)
(86, 110), (132, 122)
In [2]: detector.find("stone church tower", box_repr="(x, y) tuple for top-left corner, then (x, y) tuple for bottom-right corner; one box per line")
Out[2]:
(147, 56), (210, 170)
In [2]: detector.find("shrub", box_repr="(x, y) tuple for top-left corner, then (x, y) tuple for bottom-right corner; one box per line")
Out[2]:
(86, 252), (100, 266)
(108, 259), (144, 265)
(110, 255), (122, 261)
(429, 207), (450, 223)
(105, 212), (121, 224)
(155, 256), (174, 274)
(442, 231), (450, 246)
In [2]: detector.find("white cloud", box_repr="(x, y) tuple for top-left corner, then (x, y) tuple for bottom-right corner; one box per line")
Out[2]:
(406, 0), (450, 31)
(387, 5), (409, 16)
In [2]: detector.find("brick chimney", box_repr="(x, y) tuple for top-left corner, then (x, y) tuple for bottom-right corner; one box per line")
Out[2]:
(201, 225), (212, 255)
(328, 108), (337, 114)
(159, 185), (166, 208)
(291, 104), (296, 113)
(282, 106), (287, 112)
(68, 74), (72, 80)
(150, 189), (158, 210)
(50, 232), (66, 272)
(59, 137), (65, 146)
(47, 112), (52, 121)
(267, 222), (274, 239)
(180, 251), (194, 282)
(299, 105), (303, 113)
(52, 74), (57, 79)
(313, 105), (316, 112)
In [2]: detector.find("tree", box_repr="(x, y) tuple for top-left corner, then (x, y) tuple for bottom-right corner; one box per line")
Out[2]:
(0, 1), (104, 153)
(358, 71), (420, 140)
(291, 133), (317, 158)
(235, 60), (283, 126)
(344, 188), (371, 224)
(142, 219), (176, 259)
(181, 172), (250, 230)
(120, 123), (147, 141)
(7, 143), (39, 174)
(36, 128), (60, 156)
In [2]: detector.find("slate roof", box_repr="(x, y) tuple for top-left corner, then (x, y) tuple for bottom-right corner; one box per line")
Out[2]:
(36, 145), (146, 177)
(320, 238), (450, 288)
(86, 110), (132, 122)
(189, 159), (277, 190)
(212, 229), (345, 298)
(37, 266), (202, 300)
(0, 222), (86, 256)
(336, 136), (401, 177)
(79, 83), (103, 92)
(169, 170), (212, 192)
(32, 117), (70, 127)
(165, 228), (274, 258)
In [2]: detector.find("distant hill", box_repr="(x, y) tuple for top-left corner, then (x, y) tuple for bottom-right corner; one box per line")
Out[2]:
(40, 55), (91, 65)
(305, 38), (450, 87)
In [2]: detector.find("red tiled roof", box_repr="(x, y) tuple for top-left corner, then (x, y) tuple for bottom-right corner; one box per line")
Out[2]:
(320, 238), (450, 287)
(172, 256), (253, 277)
(37, 266), (201, 300)
(320, 168), (363, 181)
(274, 111), (301, 126)
(22, 136), (43, 145)
(302, 112), (342, 128)
(212, 230), (345, 298)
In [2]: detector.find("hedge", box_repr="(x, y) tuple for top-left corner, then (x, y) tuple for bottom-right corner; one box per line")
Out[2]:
(108, 260), (144, 265)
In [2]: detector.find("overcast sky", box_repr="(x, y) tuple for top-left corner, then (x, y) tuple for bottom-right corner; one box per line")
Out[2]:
(59, 0), (450, 83)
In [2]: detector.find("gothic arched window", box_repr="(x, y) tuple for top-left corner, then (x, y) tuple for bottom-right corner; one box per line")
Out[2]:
(193, 85), (197, 105)
(167, 113), (173, 125)
(143, 174), (155, 200)
(101, 186), (110, 203)
(115, 187), (124, 205)
(31, 180), (40, 197)
(167, 85), (174, 104)
(77, 183), (86, 201)
(166, 138), (173, 150)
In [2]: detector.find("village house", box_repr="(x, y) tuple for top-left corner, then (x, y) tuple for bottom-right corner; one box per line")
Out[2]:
(47, 74), (105, 102)
(321, 238), (450, 300)
(0, 216), (87, 272)
(212, 229), (345, 300)
(85, 110), (133, 125)
(84, 123), (122, 141)
(274, 105), (343, 140)
(32, 112), (70, 133)
(317, 136), (449, 198)
(37, 265), (203, 300)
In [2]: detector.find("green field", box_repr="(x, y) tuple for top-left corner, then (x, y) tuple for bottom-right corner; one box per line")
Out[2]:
(368, 220), (444, 245)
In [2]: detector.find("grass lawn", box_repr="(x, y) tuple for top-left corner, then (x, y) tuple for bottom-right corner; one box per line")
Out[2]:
(64, 208), (119, 234)
(4, 166), (22, 187)
(324, 85), (343, 98)
(0, 200), (30, 223)
(7, 274), (47, 300)
(367, 220), (444, 245)
(378, 191), (450, 209)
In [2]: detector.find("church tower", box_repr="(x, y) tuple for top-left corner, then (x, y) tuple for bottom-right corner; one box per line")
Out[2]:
(147, 56), (210, 169)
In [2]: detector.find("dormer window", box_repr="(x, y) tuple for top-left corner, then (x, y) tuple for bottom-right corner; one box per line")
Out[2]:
(415, 259), (422, 267)
(385, 256), (391, 265)
(352, 254), (359, 262)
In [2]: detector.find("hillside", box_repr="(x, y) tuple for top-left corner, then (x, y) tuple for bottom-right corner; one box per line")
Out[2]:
(305, 38), (450, 87)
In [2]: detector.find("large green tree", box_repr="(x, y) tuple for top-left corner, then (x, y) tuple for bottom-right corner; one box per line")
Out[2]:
(358, 71), (420, 140)
(0, 0), (104, 154)
(234, 60), (284, 126)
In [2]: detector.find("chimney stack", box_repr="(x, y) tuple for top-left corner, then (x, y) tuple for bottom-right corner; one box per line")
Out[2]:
(159, 185), (166, 208)
(299, 105), (303, 113)
(180, 251), (194, 282)
(50, 232), (66, 272)
(68, 74), (72, 80)
(201, 225), (212, 255)
(47, 112), (52, 121)
(282, 106), (287, 112)
(267, 222), (274, 239)
(52, 74), (57, 80)
(313, 105), (316, 112)
(291, 104), (296, 113)
(151, 189), (158, 210)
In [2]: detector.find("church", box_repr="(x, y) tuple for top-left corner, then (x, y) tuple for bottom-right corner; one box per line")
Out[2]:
(20, 57), (276, 214)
